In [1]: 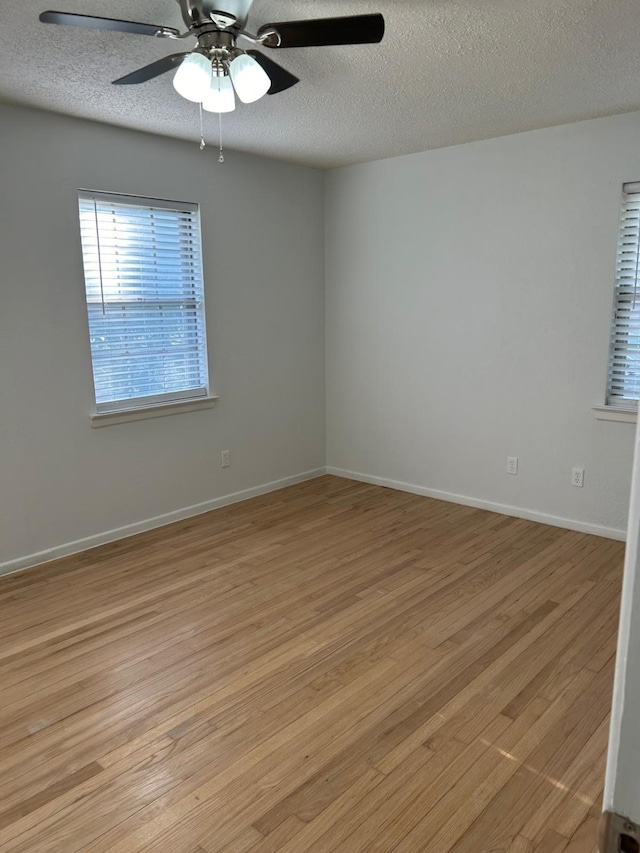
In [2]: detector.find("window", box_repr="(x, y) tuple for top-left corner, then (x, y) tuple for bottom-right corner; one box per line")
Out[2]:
(607, 182), (640, 409)
(78, 191), (209, 414)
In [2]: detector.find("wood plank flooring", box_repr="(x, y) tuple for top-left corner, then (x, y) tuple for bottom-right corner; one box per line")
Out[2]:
(0, 475), (624, 852)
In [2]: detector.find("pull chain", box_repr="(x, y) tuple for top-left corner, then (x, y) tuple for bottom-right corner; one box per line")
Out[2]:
(199, 103), (206, 151)
(196, 71), (225, 163)
(217, 72), (225, 164)
(218, 110), (224, 164)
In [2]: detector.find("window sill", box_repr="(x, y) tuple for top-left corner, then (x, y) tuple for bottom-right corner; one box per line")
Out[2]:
(90, 395), (219, 428)
(592, 406), (637, 424)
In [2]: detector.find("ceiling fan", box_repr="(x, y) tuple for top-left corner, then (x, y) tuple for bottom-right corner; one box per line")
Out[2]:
(39, 0), (385, 113)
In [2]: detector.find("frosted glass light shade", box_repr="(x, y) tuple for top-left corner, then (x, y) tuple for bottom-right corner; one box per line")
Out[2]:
(202, 75), (236, 113)
(173, 53), (211, 103)
(229, 54), (271, 104)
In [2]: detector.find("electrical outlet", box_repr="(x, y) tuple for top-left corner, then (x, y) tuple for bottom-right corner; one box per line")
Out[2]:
(506, 457), (518, 475)
(572, 467), (584, 488)
(221, 449), (230, 468)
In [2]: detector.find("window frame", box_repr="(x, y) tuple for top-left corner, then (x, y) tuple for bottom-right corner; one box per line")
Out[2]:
(605, 181), (640, 414)
(78, 189), (213, 421)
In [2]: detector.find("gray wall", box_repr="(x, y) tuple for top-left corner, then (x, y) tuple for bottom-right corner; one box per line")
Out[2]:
(3, 103), (640, 571)
(0, 104), (326, 571)
(325, 112), (640, 537)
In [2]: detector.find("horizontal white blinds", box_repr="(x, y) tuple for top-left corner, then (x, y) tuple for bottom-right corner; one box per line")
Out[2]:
(607, 185), (640, 408)
(78, 191), (208, 411)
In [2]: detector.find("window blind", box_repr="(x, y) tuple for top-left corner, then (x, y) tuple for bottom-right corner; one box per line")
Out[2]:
(78, 191), (208, 412)
(607, 182), (640, 408)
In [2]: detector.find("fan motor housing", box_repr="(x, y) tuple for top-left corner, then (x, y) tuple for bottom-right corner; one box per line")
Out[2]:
(178, 0), (254, 31)
(197, 28), (237, 57)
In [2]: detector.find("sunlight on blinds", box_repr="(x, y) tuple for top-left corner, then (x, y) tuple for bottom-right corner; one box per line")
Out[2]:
(78, 191), (208, 412)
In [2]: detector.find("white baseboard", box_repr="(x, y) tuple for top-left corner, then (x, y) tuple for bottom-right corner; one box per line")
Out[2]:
(326, 467), (627, 542)
(2, 465), (625, 578)
(0, 468), (326, 578)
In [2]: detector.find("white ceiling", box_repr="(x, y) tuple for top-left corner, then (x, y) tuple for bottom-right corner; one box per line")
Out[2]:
(1, 0), (639, 168)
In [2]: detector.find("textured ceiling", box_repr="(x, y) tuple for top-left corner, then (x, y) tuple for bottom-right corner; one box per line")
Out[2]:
(0, 0), (639, 168)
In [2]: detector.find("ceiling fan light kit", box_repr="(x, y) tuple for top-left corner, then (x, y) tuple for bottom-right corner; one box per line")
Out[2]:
(172, 50), (212, 102)
(38, 2), (385, 115)
(229, 54), (271, 104)
(202, 72), (236, 112)
(173, 46), (273, 111)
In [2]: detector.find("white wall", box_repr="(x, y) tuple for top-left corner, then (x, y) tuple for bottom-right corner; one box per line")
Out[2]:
(0, 104), (325, 572)
(325, 112), (640, 537)
(3, 105), (640, 574)
(604, 414), (640, 825)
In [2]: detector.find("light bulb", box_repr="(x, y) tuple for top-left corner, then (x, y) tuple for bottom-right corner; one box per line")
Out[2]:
(229, 54), (271, 104)
(202, 74), (236, 113)
(173, 52), (212, 103)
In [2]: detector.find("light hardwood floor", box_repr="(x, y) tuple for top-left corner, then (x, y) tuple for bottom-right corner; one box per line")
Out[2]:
(0, 476), (624, 853)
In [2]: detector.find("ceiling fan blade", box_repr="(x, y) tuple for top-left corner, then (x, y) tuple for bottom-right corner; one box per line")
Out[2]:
(39, 11), (179, 38)
(246, 51), (299, 95)
(112, 53), (189, 85)
(257, 13), (385, 49)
